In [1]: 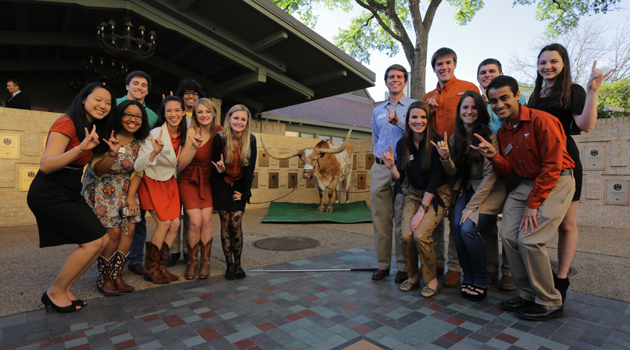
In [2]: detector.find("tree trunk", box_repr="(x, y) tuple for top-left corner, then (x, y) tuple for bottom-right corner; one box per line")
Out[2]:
(409, 42), (428, 100)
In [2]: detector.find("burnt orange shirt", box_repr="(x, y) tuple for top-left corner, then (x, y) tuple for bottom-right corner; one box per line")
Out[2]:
(490, 104), (575, 209)
(423, 76), (479, 137)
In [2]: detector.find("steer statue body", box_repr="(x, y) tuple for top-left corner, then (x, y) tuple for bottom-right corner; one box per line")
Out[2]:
(261, 127), (354, 213)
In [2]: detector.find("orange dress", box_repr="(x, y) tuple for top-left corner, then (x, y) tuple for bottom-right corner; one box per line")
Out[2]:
(137, 128), (181, 220)
(178, 126), (223, 210)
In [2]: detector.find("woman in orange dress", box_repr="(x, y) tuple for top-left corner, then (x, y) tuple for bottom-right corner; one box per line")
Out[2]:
(134, 96), (187, 284)
(27, 82), (114, 312)
(178, 98), (223, 279)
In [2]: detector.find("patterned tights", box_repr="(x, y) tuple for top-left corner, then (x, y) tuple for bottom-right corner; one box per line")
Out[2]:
(218, 210), (244, 273)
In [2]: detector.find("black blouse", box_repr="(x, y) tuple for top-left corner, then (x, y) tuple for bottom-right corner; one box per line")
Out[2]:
(394, 136), (447, 195)
(211, 133), (257, 203)
(533, 84), (586, 136)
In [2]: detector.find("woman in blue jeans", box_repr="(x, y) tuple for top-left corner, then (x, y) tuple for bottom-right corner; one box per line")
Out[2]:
(433, 91), (506, 301)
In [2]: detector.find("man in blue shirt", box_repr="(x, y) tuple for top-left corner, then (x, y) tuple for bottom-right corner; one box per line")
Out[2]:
(117, 71), (158, 275)
(371, 64), (416, 282)
(476, 59), (527, 291)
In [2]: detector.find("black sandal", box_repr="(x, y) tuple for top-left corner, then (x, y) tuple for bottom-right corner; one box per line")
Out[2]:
(468, 285), (487, 302)
(460, 283), (472, 298)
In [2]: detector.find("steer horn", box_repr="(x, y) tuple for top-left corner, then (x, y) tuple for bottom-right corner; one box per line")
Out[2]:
(318, 125), (354, 154)
(260, 137), (302, 159)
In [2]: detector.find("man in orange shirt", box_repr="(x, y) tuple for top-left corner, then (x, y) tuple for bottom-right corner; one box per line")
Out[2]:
(474, 76), (575, 321)
(423, 48), (478, 287)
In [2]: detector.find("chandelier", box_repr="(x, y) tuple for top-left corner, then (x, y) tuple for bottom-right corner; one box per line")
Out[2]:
(80, 56), (129, 83)
(96, 19), (157, 60)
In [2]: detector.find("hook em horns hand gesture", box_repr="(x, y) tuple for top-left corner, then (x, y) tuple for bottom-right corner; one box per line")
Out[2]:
(587, 60), (613, 92)
(470, 133), (497, 158)
(386, 106), (399, 125)
(79, 125), (100, 152)
(150, 129), (164, 154)
(430, 132), (450, 160)
(212, 154), (226, 173)
(189, 127), (203, 149)
(377, 145), (396, 170)
(102, 130), (120, 154)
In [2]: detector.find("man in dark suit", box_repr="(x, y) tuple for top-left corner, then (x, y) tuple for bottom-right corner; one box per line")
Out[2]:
(6, 79), (31, 110)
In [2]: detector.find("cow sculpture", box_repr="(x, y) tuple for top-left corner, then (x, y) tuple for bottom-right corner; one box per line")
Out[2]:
(261, 127), (354, 213)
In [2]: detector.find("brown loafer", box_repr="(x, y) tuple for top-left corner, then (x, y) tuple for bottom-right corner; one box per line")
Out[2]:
(394, 271), (408, 283)
(372, 268), (390, 280)
(128, 263), (144, 276)
(400, 279), (419, 292)
(436, 267), (445, 276)
(499, 275), (516, 291)
(444, 270), (461, 287)
(421, 281), (441, 298)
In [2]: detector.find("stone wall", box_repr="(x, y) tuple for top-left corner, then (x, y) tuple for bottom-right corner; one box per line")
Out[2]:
(2, 106), (627, 228)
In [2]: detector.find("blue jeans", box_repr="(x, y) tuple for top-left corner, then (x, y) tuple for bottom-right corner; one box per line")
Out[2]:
(127, 210), (147, 265)
(452, 189), (497, 288)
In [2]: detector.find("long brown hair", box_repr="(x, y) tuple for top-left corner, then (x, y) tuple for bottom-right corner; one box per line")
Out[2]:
(528, 43), (573, 110)
(451, 91), (492, 169)
(401, 101), (438, 172)
(221, 104), (252, 166)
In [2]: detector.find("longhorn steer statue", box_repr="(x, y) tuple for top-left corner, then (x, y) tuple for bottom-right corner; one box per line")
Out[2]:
(261, 127), (354, 213)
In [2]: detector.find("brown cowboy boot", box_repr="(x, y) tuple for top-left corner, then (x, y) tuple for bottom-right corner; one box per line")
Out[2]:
(111, 250), (134, 292)
(97, 255), (121, 296)
(159, 243), (179, 281)
(144, 242), (169, 284)
(199, 240), (212, 279)
(185, 242), (200, 280)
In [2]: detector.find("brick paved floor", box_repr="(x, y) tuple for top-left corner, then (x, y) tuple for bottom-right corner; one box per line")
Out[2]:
(1, 249), (629, 350)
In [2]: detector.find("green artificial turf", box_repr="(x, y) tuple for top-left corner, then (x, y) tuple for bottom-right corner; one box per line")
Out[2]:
(261, 201), (373, 223)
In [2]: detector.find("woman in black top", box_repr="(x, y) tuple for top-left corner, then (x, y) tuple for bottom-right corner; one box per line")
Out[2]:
(211, 105), (257, 280)
(379, 101), (452, 298)
(528, 43), (611, 302)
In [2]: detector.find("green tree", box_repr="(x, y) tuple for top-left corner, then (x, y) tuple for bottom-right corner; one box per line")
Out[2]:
(597, 77), (630, 118)
(272, 0), (621, 99)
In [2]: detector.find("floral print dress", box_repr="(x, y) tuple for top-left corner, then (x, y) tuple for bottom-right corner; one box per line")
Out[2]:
(83, 139), (142, 228)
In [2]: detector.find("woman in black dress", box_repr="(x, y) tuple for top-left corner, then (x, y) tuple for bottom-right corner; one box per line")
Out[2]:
(211, 104), (257, 280)
(27, 82), (115, 312)
(528, 43), (611, 302)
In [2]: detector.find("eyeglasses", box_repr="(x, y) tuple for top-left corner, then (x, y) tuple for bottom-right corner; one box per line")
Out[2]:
(184, 91), (199, 96)
(123, 113), (143, 121)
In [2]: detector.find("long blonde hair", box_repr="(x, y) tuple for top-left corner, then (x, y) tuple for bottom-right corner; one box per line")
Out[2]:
(191, 98), (219, 136)
(222, 104), (252, 166)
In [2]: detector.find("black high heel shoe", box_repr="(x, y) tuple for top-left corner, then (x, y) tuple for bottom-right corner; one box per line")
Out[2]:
(468, 286), (487, 302)
(71, 299), (87, 307)
(41, 292), (80, 313)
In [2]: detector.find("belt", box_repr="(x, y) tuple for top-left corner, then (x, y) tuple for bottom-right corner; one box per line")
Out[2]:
(375, 157), (385, 165)
(560, 169), (573, 176)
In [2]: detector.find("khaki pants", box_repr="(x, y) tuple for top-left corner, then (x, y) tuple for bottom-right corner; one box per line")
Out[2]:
(500, 175), (575, 306)
(401, 184), (453, 283)
(370, 163), (407, 271)
(434, 217), (460, 272)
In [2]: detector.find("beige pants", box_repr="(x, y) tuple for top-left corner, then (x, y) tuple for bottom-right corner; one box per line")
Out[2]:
(434, 216), (460, 272)
(401, 184), (453, 283)
(370, 163), (407, 271)
(500, 175), (575, 306)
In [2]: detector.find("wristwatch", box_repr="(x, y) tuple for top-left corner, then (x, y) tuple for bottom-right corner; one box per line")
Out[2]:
(422, 204), (430, 212)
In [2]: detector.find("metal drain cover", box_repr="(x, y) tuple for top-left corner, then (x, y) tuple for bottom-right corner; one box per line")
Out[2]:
(550, 261), (578, 277)
(253, 236), (320, 251)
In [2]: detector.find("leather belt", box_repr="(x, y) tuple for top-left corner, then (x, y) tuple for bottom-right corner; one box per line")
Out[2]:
(375, 157), (385, 165)
(560, 169), (573, 176)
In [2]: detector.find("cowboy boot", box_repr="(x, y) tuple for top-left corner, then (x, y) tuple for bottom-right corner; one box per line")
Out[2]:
(159, 243), (179, 281)
(144, 242), (169, 284)
(97, 255), (121, 296)
(184, 242), (200, 280)
(199, 240), (212, 279)
(111, 250), (134, 292)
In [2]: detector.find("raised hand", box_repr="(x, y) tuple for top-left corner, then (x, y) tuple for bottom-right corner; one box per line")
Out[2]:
(233, 191), (242, 201)
(102, 130), (121, 154)
(189, 127), (203, 149)
(150, 129), (164, 154)
(377, 145), (396, 169)
(386, 106), (399, 125)
(470, 133), (497, 158)
(79, 125), (100, 151)
(431, 132), (450, 160)
(426, 95), (438, 112)
(161, 90), (173, 99)
(587, 60), (613, 92)
(212, 153), (226, 173)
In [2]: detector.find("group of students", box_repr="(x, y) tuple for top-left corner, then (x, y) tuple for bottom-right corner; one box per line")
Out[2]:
(372, 44), (610, 322)
(27, 72), (257, 313)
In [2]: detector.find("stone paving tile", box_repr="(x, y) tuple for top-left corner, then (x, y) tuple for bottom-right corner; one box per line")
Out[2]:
(1, 249), (629, 350)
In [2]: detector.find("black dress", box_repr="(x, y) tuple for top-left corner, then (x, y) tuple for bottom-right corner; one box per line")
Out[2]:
(210, 133), (257, 211)
(533, 84), (586, 201)
(27, 116), (106, 247)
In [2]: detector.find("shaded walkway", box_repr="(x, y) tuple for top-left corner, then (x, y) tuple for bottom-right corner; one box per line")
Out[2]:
(1, 249), (629, 350)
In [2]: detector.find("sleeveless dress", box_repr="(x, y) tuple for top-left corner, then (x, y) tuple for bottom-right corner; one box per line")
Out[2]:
(27, 116), (106, 247)
(82, 139), (142, 228)
(178, 126), (223, 210)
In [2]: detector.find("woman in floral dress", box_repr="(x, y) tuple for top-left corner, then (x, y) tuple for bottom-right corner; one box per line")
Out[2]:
(83, 100), (150, 296)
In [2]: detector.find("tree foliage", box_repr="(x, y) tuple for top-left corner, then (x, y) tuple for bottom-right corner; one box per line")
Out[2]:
(597, 78), (630, 118)
(271, 0), (622, 98)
